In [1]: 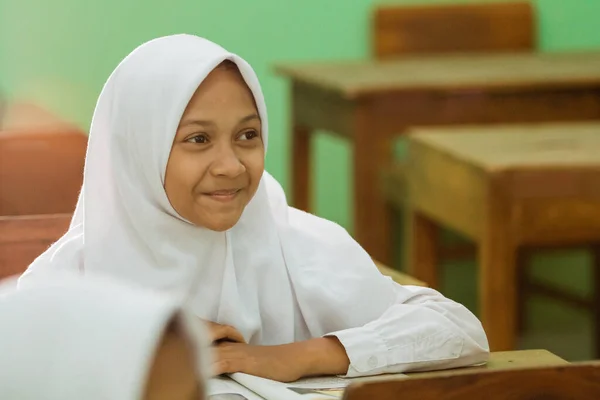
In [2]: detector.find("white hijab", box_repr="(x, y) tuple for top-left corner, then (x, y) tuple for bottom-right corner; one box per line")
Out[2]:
(22, 34), (397, 345)
(0, 274), (207, 400)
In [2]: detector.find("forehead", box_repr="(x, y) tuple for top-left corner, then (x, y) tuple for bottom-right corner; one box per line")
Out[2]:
(183, 65), (258, 115)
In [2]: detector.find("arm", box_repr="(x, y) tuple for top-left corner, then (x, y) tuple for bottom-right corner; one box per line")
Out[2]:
(322, 282), (489, 377)
(214, 198), (488, 381)
(217, 282), (489, 380)
(284, 209), (489, 378)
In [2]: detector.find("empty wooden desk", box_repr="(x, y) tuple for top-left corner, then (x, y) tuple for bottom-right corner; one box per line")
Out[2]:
(405, 123), (600, 351)
(276, 52), (600, 264)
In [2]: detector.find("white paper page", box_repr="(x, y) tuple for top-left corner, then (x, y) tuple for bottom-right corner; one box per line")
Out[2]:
(229, 372), (409, 400)
(229, 373), (304, 400)
(283, 376), (351, 399)
(286, 373), (409, 398)
(208, 377), (265, 400)
(230, 374), (354, 400)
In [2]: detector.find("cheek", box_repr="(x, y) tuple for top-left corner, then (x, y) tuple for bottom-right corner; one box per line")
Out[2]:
(165, 150), (208, 201)
(243, 149), (265, 186)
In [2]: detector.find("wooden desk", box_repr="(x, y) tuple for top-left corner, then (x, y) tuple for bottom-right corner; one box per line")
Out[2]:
(375, 260), (426, 287)
(276, 52), (600, 264)
(409, 350), (567, 379)
(345, 350), (599, 400)
(345, 350), (566, 386)
(405, 123), (600, 351)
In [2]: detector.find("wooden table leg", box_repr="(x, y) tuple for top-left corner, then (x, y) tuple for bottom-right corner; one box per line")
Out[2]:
(406, 207), (440, 289)
(516, 249), (530, 335)
(291, 124), (311, 211)
(352, 108), (394, 264)
(592, 243), (600, 359)
(479, 190), (517, 351)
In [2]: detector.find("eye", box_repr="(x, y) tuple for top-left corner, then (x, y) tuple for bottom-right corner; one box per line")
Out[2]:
(186, 134), (208, 144)
(239, 130), (259, 141)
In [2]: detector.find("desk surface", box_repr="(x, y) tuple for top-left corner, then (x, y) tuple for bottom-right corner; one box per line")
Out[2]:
(409, 122), (600, 171)
(276, 52), (600, 98)
(347, 351), (567, 385)
(374, 261), (427, 287)
(408, 349), (567, 379)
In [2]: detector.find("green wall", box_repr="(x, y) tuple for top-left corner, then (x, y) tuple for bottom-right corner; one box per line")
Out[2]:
(1, 0), (600, 232)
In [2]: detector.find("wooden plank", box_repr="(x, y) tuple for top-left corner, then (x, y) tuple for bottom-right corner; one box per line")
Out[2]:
(0, 128), (86, 215)
(367, 88), (600, 135)
(291, 81), (356, 137)
(0, 214), (70, 279)
(409, 123), (600, 172)
(0, 214), (70, 243)
(275, 52), (600, 97)
(517, 198), (600, 245)
(374, 261), (427, 287)
(345, 360), (600, 400)
(407, 136), (486, 241)
(373, 2), (534, 58)
(410, 350), (567, 378)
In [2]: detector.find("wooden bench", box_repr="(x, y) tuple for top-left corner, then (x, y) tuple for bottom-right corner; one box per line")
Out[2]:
(373, 1), (534, 59)
(0, 127), (87, 216)
(0, 214), (71, 279)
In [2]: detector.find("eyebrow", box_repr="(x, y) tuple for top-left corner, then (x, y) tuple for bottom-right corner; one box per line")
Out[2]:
(179, 113), (260, 128)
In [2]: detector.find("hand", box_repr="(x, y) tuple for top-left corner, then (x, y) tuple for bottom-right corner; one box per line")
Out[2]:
(213, 342), (306, 382)
(200, 320), (246, 344)
(212, 337), (350, 382)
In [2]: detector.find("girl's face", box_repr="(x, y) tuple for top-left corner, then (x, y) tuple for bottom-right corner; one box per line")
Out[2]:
(165, 62), (264, 231)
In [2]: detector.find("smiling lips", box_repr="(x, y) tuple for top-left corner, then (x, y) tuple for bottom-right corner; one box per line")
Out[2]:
(204, 188), (241, 202)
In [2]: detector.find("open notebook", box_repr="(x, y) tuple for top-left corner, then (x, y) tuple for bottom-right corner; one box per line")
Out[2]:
(208, 372), (407, 400)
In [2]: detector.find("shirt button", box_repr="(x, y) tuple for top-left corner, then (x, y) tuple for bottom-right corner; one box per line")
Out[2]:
(367, 355), (378, 369)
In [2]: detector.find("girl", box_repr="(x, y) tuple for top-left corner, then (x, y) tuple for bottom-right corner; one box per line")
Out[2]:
(21, 34), (489, 382)
(1, 274), (208, 399)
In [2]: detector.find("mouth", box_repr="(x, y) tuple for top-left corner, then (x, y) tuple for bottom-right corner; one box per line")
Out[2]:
(203, 188), (242, 202)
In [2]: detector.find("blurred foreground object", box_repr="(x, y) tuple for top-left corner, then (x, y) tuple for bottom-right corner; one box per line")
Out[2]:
(0, 274), (207, 400)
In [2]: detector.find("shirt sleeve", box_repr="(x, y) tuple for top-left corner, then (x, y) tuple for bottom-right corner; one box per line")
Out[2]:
(327, 281), (489, 377)
(280, 205), (489, 378)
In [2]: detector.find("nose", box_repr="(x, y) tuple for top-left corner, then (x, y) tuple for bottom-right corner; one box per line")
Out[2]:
(209, 144), (245, 178)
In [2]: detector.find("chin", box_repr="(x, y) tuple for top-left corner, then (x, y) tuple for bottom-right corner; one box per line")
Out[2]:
(206, 223), (235, 232)
(198, 216), (241, 232)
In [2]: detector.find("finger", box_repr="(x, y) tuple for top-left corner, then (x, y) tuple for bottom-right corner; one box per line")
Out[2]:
(212, 358), (238, 376)
(221, 325), (245, 343)
(212, 346), (243, 376)
(213, 325), (246, 344)
(198, 319), (221, 342)
(203, 322), (227, 342)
